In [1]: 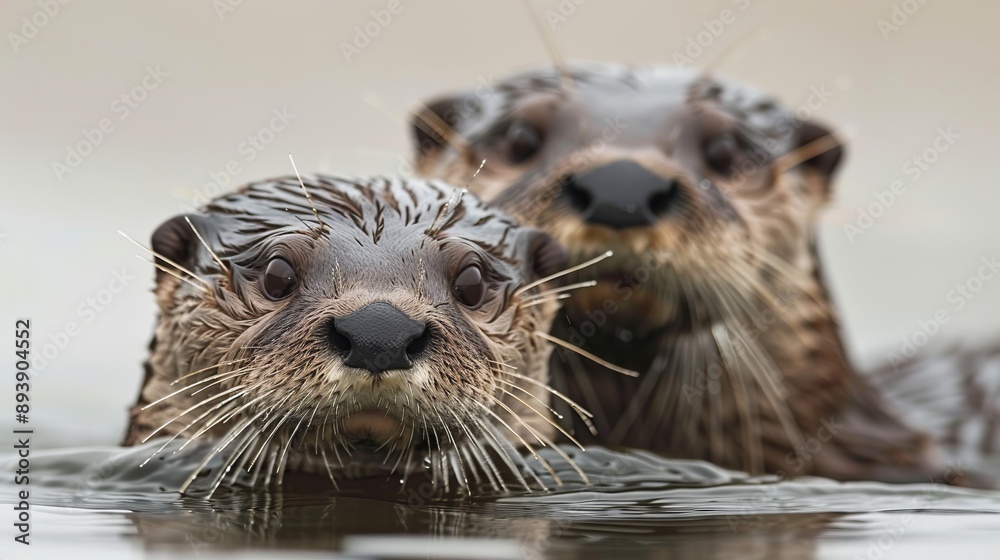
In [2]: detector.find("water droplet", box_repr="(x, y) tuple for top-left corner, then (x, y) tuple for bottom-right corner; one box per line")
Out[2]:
(617, 328), (634, 343)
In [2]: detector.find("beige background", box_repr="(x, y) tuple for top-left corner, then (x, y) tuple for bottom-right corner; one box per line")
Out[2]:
(1, 0), (998, 448)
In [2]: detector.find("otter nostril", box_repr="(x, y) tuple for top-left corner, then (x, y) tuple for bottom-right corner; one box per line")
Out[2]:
(329, 323), (352, 356)
(405, 326), (430, 359)
(648, 180), (679, 217)
(562, 174), (593, 214)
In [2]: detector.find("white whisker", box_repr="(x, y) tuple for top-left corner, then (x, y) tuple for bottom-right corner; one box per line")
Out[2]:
(183, 216), (229, 275)
(514, 250), (614, 297)
(118, 229), (210, 289)
(533, 330), (638, 377)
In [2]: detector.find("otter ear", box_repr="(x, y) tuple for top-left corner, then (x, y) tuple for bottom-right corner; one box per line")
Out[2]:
(150, 214), (207, 281)
(793, 120), (846, 182)
(410, 94), (472, 158)
(526, 230), (569, 281)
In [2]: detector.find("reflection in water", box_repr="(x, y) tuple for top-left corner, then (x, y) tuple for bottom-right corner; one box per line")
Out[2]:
(2, 441), (1000, 559)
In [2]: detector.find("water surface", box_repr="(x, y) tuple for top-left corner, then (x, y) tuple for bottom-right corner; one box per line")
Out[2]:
(2, 441), (999, 559)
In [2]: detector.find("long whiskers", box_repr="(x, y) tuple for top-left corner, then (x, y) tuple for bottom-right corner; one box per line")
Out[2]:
(141, 368), (251, 411)
(118, 230), (211, 291)
(520, 293), (571, 308)
(184, 216), (229, 276)
(515, 250), (613, 297)
(288, 153), (329, 234)
(518, 0), (574, 92)
(520, 280), (597, 306)
(774, 128), (849, 175)
(500, 369), (596, 434)
(133, 255), (207, 293)
(533, 330), (638, 377)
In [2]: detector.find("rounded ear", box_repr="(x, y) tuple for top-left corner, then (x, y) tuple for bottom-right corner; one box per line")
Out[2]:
(410, 93), (473, 158)
(794, 120), (846, 180)
(151, 214), (202, 281)
(526, 230), (569, 280)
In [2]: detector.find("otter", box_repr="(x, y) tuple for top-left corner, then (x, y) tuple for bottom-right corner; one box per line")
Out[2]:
(122, 173), (577, 494)
(410, 63), (961, 484)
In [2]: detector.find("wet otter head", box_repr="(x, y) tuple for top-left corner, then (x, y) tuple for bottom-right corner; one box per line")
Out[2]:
(125, 175), (568, 493)
(413, 64), (842, 340)
(411, 63), (954, 483)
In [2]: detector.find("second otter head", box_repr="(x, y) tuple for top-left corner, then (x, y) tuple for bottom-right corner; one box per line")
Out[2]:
(412, 64), (844, 345)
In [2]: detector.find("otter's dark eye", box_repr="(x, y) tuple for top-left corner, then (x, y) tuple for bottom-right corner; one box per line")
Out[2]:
(504, 121), (543, 164)
(453, 265), (486, 308)
(262, 258), (297, 300)
(703, 133), (741, 174)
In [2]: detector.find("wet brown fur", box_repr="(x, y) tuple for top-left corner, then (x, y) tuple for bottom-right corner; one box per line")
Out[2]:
(123, 174), (568, 490)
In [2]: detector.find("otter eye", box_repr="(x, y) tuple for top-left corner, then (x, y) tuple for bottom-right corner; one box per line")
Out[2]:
(703, 133), (741, 174)
(504, 121), (543, 164)
(452, 265), (486, 308)
(262, 257), (297, 300)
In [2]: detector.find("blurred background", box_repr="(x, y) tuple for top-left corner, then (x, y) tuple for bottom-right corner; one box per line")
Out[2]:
(1, 0), (997, 448)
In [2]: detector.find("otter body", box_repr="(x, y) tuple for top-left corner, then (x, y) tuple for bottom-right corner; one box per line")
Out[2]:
(413, 63), (956, 483)
(124, 174), (568, 492)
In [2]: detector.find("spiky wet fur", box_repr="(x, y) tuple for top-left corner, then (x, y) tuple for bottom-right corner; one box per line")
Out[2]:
(123, 175), (577, 494)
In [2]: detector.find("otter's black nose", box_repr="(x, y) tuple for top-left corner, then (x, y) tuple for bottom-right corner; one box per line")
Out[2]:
(563, 161), (678, 229)
(330, 302), (429, 373)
